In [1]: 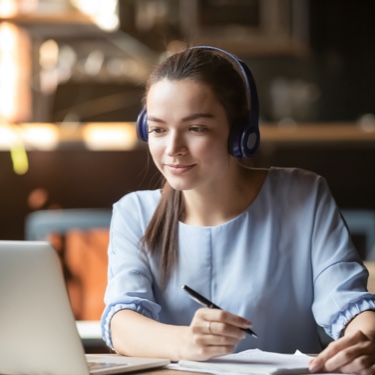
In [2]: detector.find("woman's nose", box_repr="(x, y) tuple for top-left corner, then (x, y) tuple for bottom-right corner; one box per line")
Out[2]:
(166, 132), (186, 156)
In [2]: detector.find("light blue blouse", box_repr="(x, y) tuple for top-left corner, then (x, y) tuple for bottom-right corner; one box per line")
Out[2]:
(101, 167), (375, 354)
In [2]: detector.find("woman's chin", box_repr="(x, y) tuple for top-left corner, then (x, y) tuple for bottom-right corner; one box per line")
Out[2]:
(166, 180), (195, 192)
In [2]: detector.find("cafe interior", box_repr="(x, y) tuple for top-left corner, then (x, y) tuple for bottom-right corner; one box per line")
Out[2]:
(1, 0), (375, 352)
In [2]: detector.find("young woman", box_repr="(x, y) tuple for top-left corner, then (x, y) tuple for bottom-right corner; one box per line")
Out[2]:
(101, 46), (375, 373)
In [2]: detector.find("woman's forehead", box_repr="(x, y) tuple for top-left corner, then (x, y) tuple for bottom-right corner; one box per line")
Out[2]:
(148, 78), (209, 92)
(147, 79), (214, 103)
(146, 79), (226, 120)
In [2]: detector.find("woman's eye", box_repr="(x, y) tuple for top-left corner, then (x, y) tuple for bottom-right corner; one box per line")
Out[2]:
(190, 126), (207, 133)
(148, 127), (165, 134)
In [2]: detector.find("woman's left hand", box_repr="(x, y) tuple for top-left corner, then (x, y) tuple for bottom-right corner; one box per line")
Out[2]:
(309, 330), (375, 374)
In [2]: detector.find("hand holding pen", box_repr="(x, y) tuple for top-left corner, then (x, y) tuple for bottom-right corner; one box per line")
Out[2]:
(182, 285), (258, 338)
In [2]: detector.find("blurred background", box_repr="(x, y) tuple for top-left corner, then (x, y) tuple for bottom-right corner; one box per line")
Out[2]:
(1, 0), (375, 345)
(1, 0), (375, 240)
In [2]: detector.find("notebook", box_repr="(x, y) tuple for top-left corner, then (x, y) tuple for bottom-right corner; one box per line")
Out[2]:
(0, 240), (170, 375)
(177, 349), (312, 375)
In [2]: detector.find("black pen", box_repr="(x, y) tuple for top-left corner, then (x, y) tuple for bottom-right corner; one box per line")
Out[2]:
(182, 284), (258, 338)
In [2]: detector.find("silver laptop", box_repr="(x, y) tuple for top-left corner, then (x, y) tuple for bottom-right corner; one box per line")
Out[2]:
(0, 240), (170, 375)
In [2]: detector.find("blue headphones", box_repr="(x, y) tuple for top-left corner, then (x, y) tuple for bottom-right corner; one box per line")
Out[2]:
(136, 46), (260, 159)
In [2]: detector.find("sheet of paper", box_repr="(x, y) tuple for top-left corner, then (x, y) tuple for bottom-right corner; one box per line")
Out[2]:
(171, 349), (314, 375)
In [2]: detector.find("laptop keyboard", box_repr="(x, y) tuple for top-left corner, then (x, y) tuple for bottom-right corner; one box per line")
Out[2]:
(87, 361), (128, 371)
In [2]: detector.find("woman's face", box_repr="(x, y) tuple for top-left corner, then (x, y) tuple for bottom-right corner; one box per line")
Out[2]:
(146, 78), (233, 193)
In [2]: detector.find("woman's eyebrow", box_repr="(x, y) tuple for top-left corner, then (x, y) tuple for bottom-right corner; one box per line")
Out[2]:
(147, 116), (165, 123)
(181, 113), (214, 122)
(147, 113), (214, 123)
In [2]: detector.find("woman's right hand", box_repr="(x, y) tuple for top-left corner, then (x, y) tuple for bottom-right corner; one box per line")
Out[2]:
(178, 307), (252, 361)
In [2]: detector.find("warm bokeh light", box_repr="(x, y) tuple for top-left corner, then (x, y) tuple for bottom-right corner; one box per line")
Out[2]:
(39, 39), (60, 94)
(20, 123), (60, 150)
(39, 39), (59, 70)
(0, 0), (17, 17)
(28, 188), (49, 210)
(0, 0), (38, 15)
(0, 123), (60, 150)
(0, 122), (17, 149)
(0, 22), (31, 122)
(70, 0), (119, 31)
(82, 123), (137, 150)
(0, 22), (18, 121)
(0, 122), (139, 151)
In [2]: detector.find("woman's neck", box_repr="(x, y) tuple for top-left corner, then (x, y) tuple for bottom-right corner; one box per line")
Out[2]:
(180, 167), (268, 227)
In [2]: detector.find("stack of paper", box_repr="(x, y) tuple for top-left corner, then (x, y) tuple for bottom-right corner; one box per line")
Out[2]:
(174, 349), (313, 375)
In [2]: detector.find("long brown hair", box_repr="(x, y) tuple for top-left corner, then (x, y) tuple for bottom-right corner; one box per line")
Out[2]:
(141, 47), (249, 286)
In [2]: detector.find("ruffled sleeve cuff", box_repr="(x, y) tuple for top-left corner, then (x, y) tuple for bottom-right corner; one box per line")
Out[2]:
(328, 297), (375, 340)
(101, 301), (161, 349)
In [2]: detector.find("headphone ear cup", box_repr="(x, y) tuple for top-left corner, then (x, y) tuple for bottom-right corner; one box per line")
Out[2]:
(136, 107), (148, 142)
(240, 124), (260, 158)
(229, 60), (259, 159)
(230, 122), (260, 159)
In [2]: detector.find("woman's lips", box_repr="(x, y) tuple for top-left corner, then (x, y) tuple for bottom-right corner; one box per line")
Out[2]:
(164, 164), (196, 174)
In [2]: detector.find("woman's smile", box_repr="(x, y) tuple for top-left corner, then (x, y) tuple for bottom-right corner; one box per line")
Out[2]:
(164, 163), (196, 175)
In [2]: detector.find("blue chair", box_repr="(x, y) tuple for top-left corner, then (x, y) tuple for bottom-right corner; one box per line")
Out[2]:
(341, 209), (375, 260)
(25, 208), (112, 241)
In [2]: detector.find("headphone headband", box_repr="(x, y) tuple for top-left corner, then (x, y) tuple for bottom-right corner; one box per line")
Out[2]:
(136, 46), (260, 159)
